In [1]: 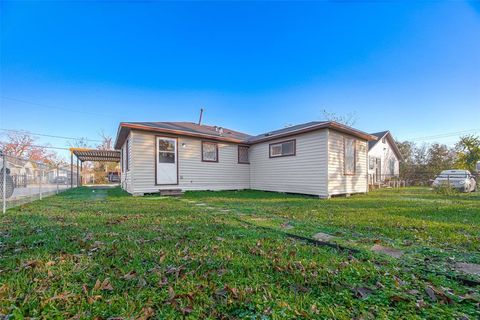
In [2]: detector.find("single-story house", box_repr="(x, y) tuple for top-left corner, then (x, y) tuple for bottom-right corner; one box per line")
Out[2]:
(114, 121), (379, 198)
(367, 131), (402, 183)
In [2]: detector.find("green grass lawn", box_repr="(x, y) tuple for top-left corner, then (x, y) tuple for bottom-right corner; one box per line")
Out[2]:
(0, 187), (479, 319)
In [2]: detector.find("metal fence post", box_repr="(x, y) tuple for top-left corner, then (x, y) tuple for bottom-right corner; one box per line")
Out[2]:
(56, 166), (59, 194)
(2, 154), (6, 214)
(39, 169), (43, 200)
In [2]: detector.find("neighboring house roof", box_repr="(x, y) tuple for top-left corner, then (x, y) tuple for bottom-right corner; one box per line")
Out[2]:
(115, 120), (378, 149)
(368, 131), (403, 161)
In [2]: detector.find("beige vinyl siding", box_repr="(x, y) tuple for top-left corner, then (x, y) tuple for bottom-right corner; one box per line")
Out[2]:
(249, 129), (328, 197)
(120, 134), (133, 194)
(130, 130), (250, 194)
(327, 129), (368, 195)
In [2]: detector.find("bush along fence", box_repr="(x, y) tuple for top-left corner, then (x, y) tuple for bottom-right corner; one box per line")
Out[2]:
(0, 153), (78, 213)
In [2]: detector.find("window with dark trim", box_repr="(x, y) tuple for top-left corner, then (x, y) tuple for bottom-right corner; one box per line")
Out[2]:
(202, 141), (218, 162)
(269, 139), (295, 158)
(344, 137), (356, 175)
(126, 139), (130, 171)
(238, 145), (249, 164)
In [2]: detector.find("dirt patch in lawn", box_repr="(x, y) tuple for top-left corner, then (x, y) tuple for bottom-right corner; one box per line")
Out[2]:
(371, 244), (404, 258)
(454, 262), (480, 276)
(312, 232), (335, 242)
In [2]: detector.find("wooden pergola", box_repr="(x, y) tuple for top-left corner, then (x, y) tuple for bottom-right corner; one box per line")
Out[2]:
(70, 148), (121, 187)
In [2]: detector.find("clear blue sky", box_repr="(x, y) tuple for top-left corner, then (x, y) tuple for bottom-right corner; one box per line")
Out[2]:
(1, 1), (479, 159)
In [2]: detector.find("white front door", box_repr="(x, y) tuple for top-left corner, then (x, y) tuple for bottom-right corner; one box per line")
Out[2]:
(156, 137), (178, 185)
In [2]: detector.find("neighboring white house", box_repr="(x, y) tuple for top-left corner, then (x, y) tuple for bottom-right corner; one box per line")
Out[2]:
(114, 121), (378, 198)
(367, 131), (402, 183)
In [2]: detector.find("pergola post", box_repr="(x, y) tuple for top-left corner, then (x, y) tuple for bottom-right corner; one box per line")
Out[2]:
(69, 148), (121, 186)
(70, 152), (73, 189)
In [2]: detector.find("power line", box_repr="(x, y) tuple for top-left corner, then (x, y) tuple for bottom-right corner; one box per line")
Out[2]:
(0, 96), (114, 118)
(404, 129), (479, 141)
(0, 128), (103, 143)
(29, 144), (71, 151)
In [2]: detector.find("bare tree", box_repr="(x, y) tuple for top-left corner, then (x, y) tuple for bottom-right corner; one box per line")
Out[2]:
(68, 137), (91, 149)
(321, 109), (357, 127)
(97, 130), (113, 150)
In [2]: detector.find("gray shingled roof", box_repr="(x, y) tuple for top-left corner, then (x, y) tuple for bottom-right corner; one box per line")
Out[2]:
(124, 122), (251, 141)
(247, 121), (327, 143)
(115, 120), (377, 149)
(368, 131), (389, 150)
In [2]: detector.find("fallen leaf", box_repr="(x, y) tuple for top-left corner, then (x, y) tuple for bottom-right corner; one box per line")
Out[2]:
(393, 275), (406, 287)
(93, 279), (101, 291)
(45, 291), (76, 304)
(425, 286), (437, 302)
(82, 284), (88, 295)
(136, 307), (155, 320)
(159, 252), (166, 263)
(101, 278), (114, 291)
(168, 286), (175, 299)
(390, 295), (409, 303)
(94, 278), (114, 291)
(416, 299), (427, 308)
(352, 287), (373, 299)
(22, 260), (40, 269)
(122, 271), (137, 280)
(180, 305), (193, 315)
(158, 277), (168, 287)
(88, 295), (102, 304)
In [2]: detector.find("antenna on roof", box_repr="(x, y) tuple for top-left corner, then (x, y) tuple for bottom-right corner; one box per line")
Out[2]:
(198, 108), (204, 125)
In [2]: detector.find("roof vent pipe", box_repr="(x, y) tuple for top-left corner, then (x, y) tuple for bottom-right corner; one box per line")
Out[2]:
(198, 108), (204, 125)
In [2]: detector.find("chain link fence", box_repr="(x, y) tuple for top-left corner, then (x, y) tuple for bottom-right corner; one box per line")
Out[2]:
(1, 154), (78, 212)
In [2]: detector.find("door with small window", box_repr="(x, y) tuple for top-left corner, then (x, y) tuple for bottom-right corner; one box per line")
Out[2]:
(156, 137), (178, 185)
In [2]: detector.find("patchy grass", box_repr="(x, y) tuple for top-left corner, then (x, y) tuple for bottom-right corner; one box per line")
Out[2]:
(0, 187), (479, 319)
